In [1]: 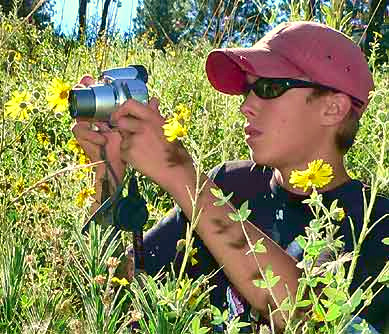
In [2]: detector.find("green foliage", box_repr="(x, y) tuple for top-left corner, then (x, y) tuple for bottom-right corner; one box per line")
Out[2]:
(0, 4), (388, 333)
(133, 0), (274, 49)
(0, 0), (55, 29)
(0, 243), (27, 332)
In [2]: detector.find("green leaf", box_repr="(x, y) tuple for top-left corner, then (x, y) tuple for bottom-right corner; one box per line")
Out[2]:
(306, 240), (327, 256)
(313, 303), (326, 321)
(325, 304), (342, 322)
(308, 219), (322, 232)
(252, 265), (280, 289)
(224, 192), (233, 202)
(340, 302), (352, 313)
(210, 306), (227, 325)
(228, 212), (241, 222)
(322, 287), (338, 300)
(295, 235), (307, 249)
(329, 199), (339, 212)
(295, 300), (312, 308)
(378, 272), (389, 286)
(211, 305), (221, 317)
(192, 316), (200, 331)
(382, 237), (389, 245)
(214, 192), (233, 206)
(210, 187), (223, 199)
(253, 279), (267, 289)
(280, 297), (292, 311)
(236, 321), (251, 328)
(269, 276), (280, 288)
(228, 201), (252, 222)
(237, 200), (251, 221)
(350, 288), (363, 310)
(191, 315), (210, 334)
(246, 238), (267, 255)
(317, 272), (333, 285)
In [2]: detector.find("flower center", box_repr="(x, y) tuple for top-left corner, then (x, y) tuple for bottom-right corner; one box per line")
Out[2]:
(307, 173), (315, 181)
(19, 102), (28, 109)
(60, 91), (68, 100)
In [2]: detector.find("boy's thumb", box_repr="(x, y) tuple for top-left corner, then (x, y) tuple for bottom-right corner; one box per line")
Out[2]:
(148, 97), (160, 111)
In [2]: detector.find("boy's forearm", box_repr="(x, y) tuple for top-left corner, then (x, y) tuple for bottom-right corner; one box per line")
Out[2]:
(166, 167), (300, 328)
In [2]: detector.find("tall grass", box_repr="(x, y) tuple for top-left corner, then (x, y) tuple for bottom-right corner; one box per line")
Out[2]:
(0, 2), (388, 333)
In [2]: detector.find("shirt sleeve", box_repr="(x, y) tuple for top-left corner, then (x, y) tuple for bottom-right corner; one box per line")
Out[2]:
(142, 206), (186, 276)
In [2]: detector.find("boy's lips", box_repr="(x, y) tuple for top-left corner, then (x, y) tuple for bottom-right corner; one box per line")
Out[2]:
(244, 125), (263, 138)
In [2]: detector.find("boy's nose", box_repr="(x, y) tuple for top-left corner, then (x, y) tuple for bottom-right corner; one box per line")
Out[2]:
(240, 93), (259, 118)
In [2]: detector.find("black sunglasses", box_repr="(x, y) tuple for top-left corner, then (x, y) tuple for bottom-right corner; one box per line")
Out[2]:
(244, 77), (364, 109)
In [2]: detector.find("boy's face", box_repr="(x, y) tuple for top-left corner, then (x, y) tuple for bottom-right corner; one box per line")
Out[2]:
(240, 74), (327, 171)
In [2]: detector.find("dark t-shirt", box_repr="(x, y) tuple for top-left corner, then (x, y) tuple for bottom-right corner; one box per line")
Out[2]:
(141, 160), (389, 332)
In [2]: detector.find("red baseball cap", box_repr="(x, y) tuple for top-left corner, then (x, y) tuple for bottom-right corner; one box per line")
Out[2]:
(205, 21), (374, 115)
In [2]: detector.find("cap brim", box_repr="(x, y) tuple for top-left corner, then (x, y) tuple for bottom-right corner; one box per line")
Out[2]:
(205, 47), (305, 95)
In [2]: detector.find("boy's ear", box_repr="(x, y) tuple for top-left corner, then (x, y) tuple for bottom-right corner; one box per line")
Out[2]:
(321, 93), (352, 126)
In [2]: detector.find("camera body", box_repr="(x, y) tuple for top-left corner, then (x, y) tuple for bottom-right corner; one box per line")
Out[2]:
(69, 65), (148, 122)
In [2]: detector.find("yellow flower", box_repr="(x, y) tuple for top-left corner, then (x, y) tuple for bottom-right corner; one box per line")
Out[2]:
(174, 103), (191, 121)
(75, 187), (96, 207)
(37, 133), (50, 146)
(46, 78), (71, 113)
(14, 52), (22, 62)
(289, 159), (334, 192)
(67, 138), (83, 155)
(189, 247), (198, 266)
(312, 310), (325, 322)
(1, 22), (13, 32)
(37, 182), (51, 194)
(5, 90), (32, 121)
(74, 170), (87, 181)
(78, 153), (90, 165)
(162, 118), (187, 142)
(111, 277), (129, 286)
(176, 278), (201, 306)
(47, 152), (57, 164)
(14, 177), (24, 194)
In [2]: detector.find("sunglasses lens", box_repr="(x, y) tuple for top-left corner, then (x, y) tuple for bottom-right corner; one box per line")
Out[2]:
(257, 80), (286, 99)
(255, 80), (287, 98)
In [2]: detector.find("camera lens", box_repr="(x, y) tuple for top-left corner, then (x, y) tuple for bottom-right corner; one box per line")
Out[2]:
(69, 88), (96, 119)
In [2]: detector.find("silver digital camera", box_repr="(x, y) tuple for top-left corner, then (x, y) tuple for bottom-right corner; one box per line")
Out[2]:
(69, 65), (148, 121)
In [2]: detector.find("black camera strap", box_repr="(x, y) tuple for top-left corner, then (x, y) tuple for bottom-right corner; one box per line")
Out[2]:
(115, 176), (148, 273)
(82, 147), (148, 274)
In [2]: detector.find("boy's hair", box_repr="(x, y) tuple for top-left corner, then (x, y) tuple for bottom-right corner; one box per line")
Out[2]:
(307, 88), (360, 153)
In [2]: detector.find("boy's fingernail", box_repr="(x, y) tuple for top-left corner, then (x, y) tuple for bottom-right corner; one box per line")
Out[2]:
(97, 123), (110, 132)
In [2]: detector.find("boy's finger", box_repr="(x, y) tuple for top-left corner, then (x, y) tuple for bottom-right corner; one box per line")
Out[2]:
(72, 123), (107, 145)
(115, 116), (143, 134)
(79, 74), (95, 87)
(112, 98), (150, 122)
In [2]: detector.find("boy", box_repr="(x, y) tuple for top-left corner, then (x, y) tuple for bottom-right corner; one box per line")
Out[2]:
(73, 21), (388, 332)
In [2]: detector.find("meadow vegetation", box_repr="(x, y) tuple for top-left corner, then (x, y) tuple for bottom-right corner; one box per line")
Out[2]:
(0, 4), (388, 334)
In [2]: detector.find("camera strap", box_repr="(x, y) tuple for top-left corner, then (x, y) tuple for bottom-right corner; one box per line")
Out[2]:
(82, 146), (148, 274)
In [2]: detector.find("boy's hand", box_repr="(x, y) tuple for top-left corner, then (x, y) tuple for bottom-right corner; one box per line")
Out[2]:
(111, 97), (194, 193)
(71, 75), (126, 182)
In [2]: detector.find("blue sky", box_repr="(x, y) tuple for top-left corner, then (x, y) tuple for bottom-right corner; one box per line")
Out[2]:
(53, 0), (139, 35)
